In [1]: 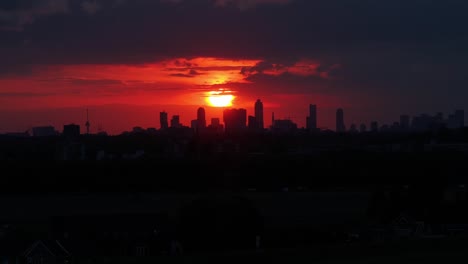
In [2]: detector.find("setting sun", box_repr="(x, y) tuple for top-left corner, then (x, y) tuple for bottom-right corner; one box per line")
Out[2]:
(206, 90), (235, 107)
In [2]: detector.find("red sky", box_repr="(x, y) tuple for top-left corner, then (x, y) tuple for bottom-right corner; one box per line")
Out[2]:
(0, 57), (350, 134)
(1, 0), (466, 134)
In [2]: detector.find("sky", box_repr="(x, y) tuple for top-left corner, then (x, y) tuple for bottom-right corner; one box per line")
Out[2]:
(1, 0), (467, 134)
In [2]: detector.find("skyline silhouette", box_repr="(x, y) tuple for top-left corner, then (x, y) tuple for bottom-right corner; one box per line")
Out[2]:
(3, 100), (464, 136)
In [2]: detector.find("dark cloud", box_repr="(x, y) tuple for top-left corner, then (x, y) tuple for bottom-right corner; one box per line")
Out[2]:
(169, 73), (195, 78)
(0, 0), (468, 112)
(169, 69), (204, 78)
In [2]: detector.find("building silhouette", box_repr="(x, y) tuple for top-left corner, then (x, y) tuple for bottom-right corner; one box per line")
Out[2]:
(32, 126), (57, 137)
(197, 107), (206, 131)
(223, 108), (247, 134)
(271, 119), (298, 134)
(359, 123), (367, 133)
(370, 121), (379, 132)
(160, 111), (168, 130)
(255, 99), (264, 130)
(85, 109), (90, 135)
(207, 118), (224, 133)
(190, 120), (198, 132)
(171, 115), (181, 128)
(336, 108), (345, 132)
(63, 124), (80, 138)
(306, 104), (317, 131)
(400, 115), (410, 130)
(248, 115), (256, 130)
(455, 109), (465, 128)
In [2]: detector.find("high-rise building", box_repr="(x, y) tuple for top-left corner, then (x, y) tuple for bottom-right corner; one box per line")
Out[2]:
(336, 108), (345, 132)
(248, 115), (256, 130)
(191, 120), (198, 131)
(197, 107), (206, 129)
(455, 109), (465, 128)
(254, 99), (264, 130)
(400, 115), (410, 130)
(306, 104), (317, 131)
(160, 111), (168, 129)
(170, 115), (181, 128)
(223, 108), (247, 134)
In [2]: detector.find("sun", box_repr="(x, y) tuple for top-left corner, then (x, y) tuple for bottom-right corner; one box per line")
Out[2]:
(206, 90), (235, 107)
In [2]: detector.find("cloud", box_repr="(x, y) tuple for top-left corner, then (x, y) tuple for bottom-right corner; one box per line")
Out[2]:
(0, 0), (69, 31)
(240, 59), (339, 80)
(214, 0), (293, 10)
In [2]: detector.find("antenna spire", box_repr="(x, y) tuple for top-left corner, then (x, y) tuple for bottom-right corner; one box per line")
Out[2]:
(85, 108), (90, 135)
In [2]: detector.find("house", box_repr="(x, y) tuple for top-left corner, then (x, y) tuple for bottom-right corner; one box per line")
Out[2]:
(23, 240), (70, 264)
(0, 239), (70, 264)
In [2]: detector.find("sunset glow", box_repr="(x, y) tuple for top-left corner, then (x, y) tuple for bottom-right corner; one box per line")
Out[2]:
(206, 90), (235, 107)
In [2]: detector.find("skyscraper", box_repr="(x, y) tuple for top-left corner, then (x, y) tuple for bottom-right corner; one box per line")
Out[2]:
(160, 111), (168, 129)
(455, 109), (465, 128)
(400, 115), (410, 130)
(336, 108), (345, 132)
(254, 99), (264, 130)
(248, 115), (256, 130)
(197, 107), (206, 133)
(170, 115), (180, 128)
(223, 108), (247, 134)
(306, 104), (317, 131)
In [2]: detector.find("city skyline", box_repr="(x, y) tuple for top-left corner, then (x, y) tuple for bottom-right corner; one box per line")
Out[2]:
(7, 101), (465, 136)
(1, 1), (468, 135)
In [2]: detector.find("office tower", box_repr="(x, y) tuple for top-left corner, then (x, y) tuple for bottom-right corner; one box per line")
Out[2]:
(400, 115), (410, 130)
(370, 121), (379, 132)
(254, 99), (264, 130)
(306, 104), (317, 131)
(248, 115), (256, 130)
(197, 107), (206, 129)
(85, 109), (90, 135)
(191, 120), (198, 131)
(359, 123), (367, 133)
(160, 111), (168, 129)
(170, 115), (180, 128)
(336, 108), (345, 132)
(455, 109), (465, 128)
(271, 112), (275, 127)
(223, 108), (247, 134)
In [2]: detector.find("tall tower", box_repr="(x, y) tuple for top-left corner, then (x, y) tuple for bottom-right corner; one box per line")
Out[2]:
(197, 107), (206, 129)
(85, 109), (90, 135)
(223, 108), (247, 134)
(306, 104), (317, 131)
(254, 99), (264, 130)
(271, 112), (275, 127)
(160, 111), (168, 129)
(336, 108), (345, 132)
